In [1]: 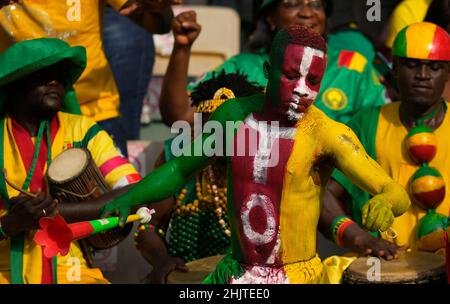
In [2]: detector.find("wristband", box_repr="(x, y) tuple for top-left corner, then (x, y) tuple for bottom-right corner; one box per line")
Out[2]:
(331, 215), (356, 247)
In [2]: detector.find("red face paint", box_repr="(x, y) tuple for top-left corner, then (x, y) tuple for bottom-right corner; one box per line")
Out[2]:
(278, 44), (325, 122)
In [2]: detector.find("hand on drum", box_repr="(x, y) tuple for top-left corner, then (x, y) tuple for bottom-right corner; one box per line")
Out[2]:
(361, 197), (394, 232)
(351, 231), (401, 260)
(1, 192), (58, 235)
(172, 10), (202, 47)
(146, 255), (188, 284)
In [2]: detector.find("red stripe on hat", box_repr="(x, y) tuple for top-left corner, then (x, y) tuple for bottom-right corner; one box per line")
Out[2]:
(429, 26), (450, 61)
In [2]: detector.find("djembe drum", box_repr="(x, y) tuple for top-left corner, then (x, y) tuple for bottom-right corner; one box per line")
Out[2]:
(343, 251), (446, 284)
(167, 255), (224, 284)
(46, 148), (133, 251)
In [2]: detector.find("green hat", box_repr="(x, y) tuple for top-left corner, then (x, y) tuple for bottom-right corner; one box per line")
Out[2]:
(258, 0), (333, 17)
(0, 38), (87, 115)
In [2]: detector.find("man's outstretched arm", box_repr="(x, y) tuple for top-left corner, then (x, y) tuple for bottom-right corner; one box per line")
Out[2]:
(324, 122), (410, 232)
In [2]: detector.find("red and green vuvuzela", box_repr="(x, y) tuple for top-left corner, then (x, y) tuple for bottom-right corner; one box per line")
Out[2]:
(417, 209), (449, 252)
(410, 166), (445, 210)
(406, 125), (437, 164)
(34, 213), (143, 258)
(392, 22), (450, 61)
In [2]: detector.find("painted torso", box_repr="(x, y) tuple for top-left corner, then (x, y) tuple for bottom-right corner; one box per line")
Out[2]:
(227, 106), (333, 266)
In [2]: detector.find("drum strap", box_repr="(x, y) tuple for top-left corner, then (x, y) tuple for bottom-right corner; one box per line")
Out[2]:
(0, 118), (58, 284)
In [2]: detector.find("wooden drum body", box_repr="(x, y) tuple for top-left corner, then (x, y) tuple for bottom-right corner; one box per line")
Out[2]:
(343, 251), (446, 284)
(47, 148), (132, 251)
(167, 255), (224, 284)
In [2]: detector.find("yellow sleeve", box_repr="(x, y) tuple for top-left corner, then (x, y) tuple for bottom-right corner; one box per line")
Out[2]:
(322, 118), (410, 216)
(107, 0), (128, 11)
(87, 128), (141, 189)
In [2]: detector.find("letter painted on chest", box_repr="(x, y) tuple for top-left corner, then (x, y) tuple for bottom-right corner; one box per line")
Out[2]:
(231, 114), (297, 265)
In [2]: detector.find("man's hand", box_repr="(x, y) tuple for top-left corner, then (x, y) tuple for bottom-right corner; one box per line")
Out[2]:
(145, 255), (188, 283)
(1, 193), (58, 236)
(362, 197), (394, 232)
(346, 227), (401, 260)
(172, 10), (201, 48)
(100, 198), (131, 227)
(120, 0), (181, 16)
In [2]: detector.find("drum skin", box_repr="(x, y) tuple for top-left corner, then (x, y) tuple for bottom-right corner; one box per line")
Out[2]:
(343, 251), (446, 284)
(167, 255), (224, 284)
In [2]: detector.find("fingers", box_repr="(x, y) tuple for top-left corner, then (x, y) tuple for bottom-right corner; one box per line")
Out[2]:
(372, 207), (392, 232)
(118, 207), (131, 228)
(364, 201), (381, 230)
(362, 204), (368, 227)
(180, 21), (201, 32)
(175, 258), (188, 272)
(364, 200), (394, 232)
(378, 212), (394, 232)
(374, 240), (399, 260)
(176, 10), (197, 23)
(43, 199), (59, 217)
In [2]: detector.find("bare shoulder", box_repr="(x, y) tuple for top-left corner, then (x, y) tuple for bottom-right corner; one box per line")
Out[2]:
(303, 106), (353, 135)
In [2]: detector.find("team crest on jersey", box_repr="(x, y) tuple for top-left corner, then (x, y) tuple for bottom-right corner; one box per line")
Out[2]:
(322, 88), (348, 111)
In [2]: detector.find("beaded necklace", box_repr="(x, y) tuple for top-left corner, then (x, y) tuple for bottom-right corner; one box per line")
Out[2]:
(406, 100), (446, 210)
(405, 100), (450, 251)
(168, 162), (231, 262)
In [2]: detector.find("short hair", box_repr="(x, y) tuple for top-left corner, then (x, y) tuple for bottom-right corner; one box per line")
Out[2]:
(269, 25), (327, 66)
(190, 71), (264, 107)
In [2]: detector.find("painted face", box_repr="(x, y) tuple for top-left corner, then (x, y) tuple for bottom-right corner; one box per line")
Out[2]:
(273, 44), (325, 122)
(396, 57), (449, 110)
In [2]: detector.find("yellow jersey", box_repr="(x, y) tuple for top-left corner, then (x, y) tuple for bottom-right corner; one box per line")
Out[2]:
(0, 0), (128, 121)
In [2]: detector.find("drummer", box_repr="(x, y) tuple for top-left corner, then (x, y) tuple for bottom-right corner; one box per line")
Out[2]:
(102, 25), (410, 284)
(320, 22), (450, 282)
(0, 38), (142, 284)
(135, 71), (264, 284)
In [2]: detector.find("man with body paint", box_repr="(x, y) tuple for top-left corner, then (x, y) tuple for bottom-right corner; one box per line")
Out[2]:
(102, 25), (410, 284)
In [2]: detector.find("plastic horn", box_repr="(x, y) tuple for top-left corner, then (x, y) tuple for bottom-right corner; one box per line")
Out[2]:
(33, 207), (155, 258)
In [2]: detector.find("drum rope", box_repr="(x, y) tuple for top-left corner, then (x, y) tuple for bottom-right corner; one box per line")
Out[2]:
(54, 186), (97, 199)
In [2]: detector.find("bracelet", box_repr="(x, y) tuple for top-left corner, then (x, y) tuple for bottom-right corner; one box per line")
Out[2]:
(133, 224), (165, 244)
(331, 215), (356, 247)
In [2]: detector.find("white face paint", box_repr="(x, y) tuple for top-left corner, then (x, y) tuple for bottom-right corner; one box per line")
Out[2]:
(292, 47), (324, 103)
(281, 46), (325, 123)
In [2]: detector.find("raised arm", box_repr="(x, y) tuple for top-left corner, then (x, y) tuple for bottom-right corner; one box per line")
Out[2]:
(119, 0), (180, 34)
(159, 10), (201, 125)
(324, 122), (410, 232)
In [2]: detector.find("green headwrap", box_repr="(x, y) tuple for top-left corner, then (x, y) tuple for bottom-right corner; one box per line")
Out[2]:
(0, 38), (87, 116)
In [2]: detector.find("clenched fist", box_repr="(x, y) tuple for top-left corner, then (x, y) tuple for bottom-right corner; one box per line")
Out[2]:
(172, 10), (201, 47)
(362, 197), (394, 232)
